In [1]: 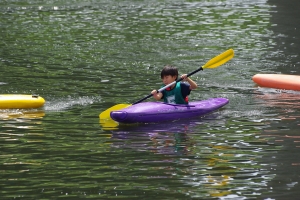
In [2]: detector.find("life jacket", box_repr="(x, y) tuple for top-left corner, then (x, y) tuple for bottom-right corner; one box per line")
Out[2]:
(162, 82), (188, 104)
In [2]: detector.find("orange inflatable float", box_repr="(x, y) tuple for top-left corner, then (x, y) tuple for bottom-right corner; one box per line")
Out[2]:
(252, 74), (300, 91)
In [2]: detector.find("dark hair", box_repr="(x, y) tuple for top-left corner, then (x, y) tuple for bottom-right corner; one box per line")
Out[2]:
(160, 65), (178, 79)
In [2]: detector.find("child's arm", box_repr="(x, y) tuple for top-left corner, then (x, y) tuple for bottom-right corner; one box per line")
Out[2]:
(181, 74), (197, 90)
(151, 90), (163, 100)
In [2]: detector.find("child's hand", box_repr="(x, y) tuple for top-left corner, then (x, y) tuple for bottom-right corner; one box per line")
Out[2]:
(151, 90), (162, 100)
(181, 74), (198, 90)
(181, 74), (188, 81)
(151, 90), (158, 95)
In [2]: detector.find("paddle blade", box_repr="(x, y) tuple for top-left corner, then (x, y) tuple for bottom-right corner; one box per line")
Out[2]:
(99, 104), (131, 119)
(202, 49), (234, 69)
(99, 118), (119, 130)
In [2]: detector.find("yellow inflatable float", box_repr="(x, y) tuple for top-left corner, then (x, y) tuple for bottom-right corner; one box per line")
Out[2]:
(0, 94), (45, 109)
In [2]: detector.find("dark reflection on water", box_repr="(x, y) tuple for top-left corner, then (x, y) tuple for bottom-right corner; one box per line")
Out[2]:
(105, 113), (280, 198)
(1, 107), (282, 199)
(1, 0), (300, 199)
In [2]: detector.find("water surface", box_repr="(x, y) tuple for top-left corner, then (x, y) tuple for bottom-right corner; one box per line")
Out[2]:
(1, 0), (300, 199)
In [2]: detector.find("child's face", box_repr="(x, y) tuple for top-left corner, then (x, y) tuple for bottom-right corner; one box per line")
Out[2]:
(162, 75), (177, 85)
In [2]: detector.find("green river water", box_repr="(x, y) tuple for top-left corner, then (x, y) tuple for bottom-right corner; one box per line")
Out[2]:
(1, 0), (300, 199)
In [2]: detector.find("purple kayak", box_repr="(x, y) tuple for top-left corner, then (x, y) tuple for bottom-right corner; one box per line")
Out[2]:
(110, 98), (229, 123)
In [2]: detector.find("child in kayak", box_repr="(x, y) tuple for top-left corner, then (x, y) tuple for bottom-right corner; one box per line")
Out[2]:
(151, 65), (198, 104)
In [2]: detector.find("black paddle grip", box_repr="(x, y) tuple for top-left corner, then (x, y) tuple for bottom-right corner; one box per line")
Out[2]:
(133, 94), (152, 105)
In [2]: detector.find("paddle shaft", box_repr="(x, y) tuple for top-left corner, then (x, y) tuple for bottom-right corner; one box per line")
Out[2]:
(132, 66), (203, 105)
